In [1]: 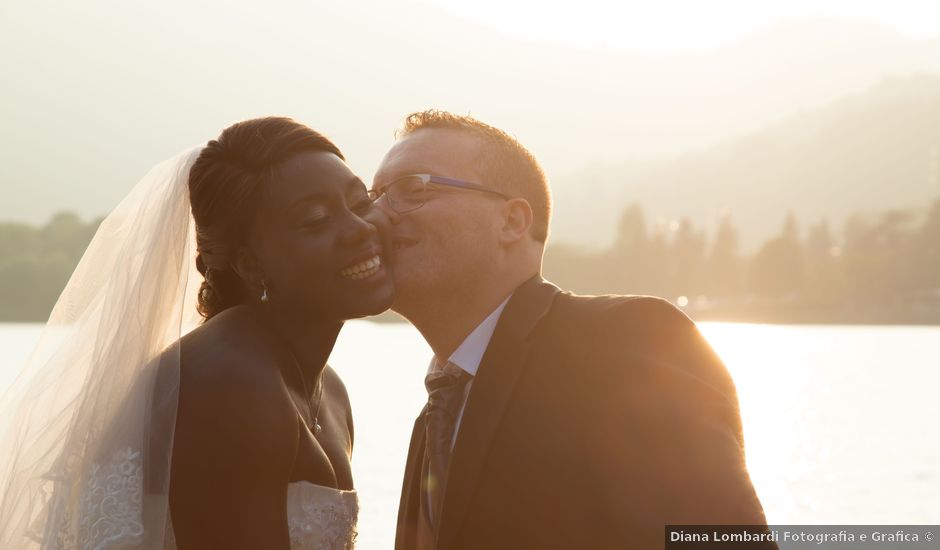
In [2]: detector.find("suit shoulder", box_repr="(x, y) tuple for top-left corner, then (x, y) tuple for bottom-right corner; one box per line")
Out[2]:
(550, 292), (741, 417)
(543, 291), (720, 381)
(550, 291), (693, 336)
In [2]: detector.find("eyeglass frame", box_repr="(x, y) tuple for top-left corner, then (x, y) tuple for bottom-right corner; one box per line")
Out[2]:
(369, 174), (511, 214)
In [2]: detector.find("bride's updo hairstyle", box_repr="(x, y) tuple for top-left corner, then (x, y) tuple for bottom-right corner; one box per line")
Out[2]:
(188, 117), (343, 321)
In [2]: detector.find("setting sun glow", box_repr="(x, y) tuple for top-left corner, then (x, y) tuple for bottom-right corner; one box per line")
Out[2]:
(423, 0), (940, 51)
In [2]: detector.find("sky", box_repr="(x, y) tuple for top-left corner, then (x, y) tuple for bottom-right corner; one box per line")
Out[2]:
(2, 0), (940, 245)
(423, 0), (940, 51)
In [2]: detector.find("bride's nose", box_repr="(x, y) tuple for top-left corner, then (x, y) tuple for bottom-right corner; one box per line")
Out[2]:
(339, 212), (377, 246)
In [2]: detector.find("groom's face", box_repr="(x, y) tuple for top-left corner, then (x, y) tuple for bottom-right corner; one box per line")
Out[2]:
(372, 128), (504, 312)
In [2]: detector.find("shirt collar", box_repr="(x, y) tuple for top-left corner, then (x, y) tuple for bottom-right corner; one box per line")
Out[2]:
(428, 294), (512, 377)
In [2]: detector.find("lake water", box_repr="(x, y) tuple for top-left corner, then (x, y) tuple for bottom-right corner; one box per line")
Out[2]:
(1, 321), (938, 548)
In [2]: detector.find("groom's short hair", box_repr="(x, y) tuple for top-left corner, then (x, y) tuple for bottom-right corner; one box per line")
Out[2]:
(398, 110), (551, 243)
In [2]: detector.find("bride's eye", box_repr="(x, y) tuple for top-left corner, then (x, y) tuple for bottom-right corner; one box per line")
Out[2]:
(352, 199), (374, 214)
(297, 216), (330, 232)
(294, 205), (331, 229)
(349, 193), (375, 214)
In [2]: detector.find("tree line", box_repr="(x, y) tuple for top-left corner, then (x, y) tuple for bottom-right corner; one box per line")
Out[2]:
(544, 198), (940, 324)
(2, 200), (939, 323)
(0, 213), (103, 321)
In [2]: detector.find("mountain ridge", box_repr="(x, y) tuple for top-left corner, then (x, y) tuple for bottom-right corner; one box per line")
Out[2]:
(552, 74), (940, 250)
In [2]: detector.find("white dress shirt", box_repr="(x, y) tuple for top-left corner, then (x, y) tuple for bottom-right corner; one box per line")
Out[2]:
(427, 295), (511, 449)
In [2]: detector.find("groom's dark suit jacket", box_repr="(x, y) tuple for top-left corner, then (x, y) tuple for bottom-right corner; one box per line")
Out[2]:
(396, 276), (772, 550)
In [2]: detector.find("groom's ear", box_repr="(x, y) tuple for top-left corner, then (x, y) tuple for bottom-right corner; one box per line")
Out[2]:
(231, 246), (265, 295)
(498, 197), (534, 245)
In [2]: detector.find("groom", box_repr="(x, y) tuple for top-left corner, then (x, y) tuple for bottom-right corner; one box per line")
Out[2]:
(372, 111), (771, 549)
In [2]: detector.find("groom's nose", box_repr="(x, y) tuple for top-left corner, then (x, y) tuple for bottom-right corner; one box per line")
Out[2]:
(374, 195), (402, 224)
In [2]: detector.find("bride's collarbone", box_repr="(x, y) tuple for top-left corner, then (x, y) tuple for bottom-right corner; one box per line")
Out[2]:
(179, 308), (355, 489)
(290, 404), (354, 490)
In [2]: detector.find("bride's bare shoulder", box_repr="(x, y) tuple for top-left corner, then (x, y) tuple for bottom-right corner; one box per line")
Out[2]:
(181, 305), (265, 358)
(177, 306), (285, 395)
(170, 307), (298, 485)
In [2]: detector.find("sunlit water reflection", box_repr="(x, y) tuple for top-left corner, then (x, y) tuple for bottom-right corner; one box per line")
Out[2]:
(701, 323), (940, 524)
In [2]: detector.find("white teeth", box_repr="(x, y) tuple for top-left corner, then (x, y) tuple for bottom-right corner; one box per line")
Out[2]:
(340, 255), (381, 280)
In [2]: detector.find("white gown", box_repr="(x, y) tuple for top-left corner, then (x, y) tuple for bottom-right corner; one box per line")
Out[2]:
(39, 446), (358, 550)
(282, 482), (358, 550)
(165, 482), (359, 549)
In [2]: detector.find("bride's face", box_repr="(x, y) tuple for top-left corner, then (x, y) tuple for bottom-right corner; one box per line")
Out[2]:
(245, 150), (394, 321)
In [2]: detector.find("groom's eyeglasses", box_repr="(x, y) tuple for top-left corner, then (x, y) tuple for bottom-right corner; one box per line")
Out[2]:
(368, 174), (510, 214)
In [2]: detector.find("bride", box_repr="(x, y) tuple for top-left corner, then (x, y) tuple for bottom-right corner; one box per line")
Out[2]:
(0, 117), (394, 549)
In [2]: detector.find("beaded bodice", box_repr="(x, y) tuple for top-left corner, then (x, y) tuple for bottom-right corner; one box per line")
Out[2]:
(39, 447), (358, 549)
(166, 482), (358, 549)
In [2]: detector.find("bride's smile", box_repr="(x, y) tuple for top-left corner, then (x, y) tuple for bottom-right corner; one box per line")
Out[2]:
(339, 253), (384, 281)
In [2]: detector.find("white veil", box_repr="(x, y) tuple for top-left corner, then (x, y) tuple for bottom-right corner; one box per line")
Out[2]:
(0, 146), (204, 549)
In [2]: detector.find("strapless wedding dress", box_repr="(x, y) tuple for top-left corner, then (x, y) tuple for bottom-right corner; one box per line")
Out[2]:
(165, 481), (358, 549)
(36, 446), (358, 550)
(282, 482), (358, 550)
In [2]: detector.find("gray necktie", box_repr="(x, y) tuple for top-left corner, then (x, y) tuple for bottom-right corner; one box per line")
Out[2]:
(421, 361), (472, 529)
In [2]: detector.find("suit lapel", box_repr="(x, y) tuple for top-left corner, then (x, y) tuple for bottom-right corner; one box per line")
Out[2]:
(395, 407), (427, 550)
(435, 276), (560, 549)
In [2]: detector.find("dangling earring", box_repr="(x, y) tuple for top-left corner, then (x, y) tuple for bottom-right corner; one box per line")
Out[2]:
(261, 280), (270, 303)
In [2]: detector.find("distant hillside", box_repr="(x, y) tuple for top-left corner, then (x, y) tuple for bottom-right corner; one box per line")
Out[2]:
(552, 75), (940, 250)
(3, 3), (940, 225)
